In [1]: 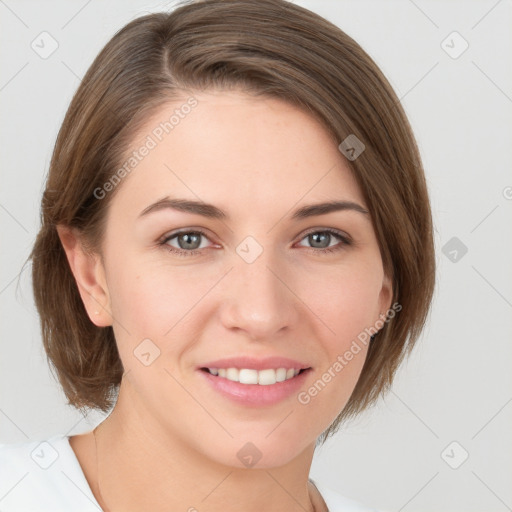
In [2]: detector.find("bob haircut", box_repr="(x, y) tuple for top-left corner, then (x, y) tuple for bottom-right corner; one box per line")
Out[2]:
(29, 0), (435, 444)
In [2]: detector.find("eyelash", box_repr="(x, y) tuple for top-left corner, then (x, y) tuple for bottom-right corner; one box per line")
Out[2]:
(158, 228), (352, 258)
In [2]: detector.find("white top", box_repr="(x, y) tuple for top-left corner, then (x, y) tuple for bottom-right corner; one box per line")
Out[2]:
(0, 434), (381, 511)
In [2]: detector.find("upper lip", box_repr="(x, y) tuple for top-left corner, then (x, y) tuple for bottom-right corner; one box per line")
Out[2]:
(198, 356), (312, 371)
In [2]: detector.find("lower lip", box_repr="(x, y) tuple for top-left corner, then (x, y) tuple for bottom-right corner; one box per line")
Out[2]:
(198, 369), (312, 407)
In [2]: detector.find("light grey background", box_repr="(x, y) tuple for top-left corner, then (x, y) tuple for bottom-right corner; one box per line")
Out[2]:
(1, 1), (511, 511)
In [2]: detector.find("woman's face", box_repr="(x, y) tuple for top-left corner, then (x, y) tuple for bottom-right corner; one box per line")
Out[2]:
(93, 89), (392, 467)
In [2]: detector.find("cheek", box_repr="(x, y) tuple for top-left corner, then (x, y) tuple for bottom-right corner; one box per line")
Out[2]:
(301, 261), (384, 344)
(107, 253), (187, 325)
(106, 257), (214, 355)
(294, 264), (381, 409)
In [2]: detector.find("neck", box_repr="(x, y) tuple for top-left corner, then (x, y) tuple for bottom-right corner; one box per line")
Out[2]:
(92, 379), (325, 512)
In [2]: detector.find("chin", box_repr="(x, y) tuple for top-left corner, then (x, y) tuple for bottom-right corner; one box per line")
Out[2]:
(206, 432), (315, 470)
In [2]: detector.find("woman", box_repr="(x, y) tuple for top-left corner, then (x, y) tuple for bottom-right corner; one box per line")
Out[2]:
(0, 0), (435, 510)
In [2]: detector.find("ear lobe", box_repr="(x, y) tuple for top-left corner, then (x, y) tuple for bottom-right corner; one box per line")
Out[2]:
(56, 225), (112, 327)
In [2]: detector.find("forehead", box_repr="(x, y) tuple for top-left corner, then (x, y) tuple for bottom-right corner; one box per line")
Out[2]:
(110, 90), (366, 220)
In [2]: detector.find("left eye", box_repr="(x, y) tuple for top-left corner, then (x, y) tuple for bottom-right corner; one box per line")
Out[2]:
(162, 231), (211, 253)
(297, 230), (349, 250)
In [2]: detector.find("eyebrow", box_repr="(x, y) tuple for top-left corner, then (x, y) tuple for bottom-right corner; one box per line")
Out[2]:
(138, 197), (369, 220)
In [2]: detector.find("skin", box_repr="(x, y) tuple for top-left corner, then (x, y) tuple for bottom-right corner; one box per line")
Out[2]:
(59, 89), (392, 512)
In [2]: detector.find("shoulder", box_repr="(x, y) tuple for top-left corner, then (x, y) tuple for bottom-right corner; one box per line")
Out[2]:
(0, 433), (102, 511)
(312, 479), (385, 512)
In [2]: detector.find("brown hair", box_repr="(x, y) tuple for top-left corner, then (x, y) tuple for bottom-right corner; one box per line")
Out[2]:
(29, 0), (435, 444)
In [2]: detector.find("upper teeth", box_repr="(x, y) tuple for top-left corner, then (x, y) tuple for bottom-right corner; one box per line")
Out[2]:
(208, 367), (301, 385)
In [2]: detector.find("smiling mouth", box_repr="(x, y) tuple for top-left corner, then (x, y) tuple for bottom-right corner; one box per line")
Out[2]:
(200, 367), (311, 385)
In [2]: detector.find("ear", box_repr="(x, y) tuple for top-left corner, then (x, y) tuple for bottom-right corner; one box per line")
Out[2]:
(56, 225), (112, 327)
(377, 272), (393, 321)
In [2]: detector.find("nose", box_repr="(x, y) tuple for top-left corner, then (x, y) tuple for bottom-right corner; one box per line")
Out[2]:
(218, 249), (300, 341)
